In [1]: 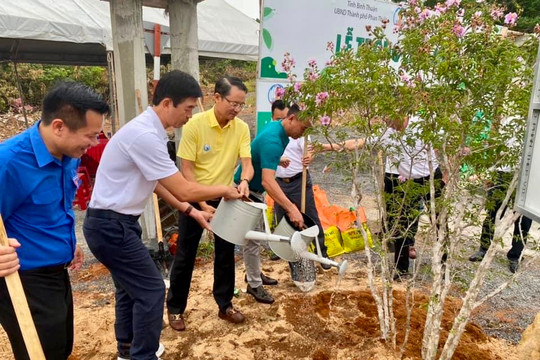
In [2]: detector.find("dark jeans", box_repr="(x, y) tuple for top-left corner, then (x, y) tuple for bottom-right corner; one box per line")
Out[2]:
(479, 171), (532, 261)
(384, 168), (445, 273)
(167, 200), (235, 314)
(0, 267), (73, 360)
(83, 211), (165, 360)
(274, 172), (328, 257)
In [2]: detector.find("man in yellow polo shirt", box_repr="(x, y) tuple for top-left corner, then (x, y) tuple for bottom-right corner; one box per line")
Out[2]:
(167, 76), (272, 329)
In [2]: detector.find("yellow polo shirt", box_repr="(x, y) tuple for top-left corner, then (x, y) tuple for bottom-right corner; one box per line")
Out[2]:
(178, 107), (251, 186)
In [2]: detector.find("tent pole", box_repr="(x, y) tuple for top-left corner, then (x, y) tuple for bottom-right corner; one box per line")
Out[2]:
(107, 51), (118, 134)
(12, 61), (29, 129)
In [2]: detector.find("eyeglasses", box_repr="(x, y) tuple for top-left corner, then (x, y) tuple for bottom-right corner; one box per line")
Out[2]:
(222, 96), (247, 110)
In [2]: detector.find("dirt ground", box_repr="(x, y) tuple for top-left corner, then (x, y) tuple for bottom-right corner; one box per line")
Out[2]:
(0, 249), (519, 360)
(1, 101), (539, 359)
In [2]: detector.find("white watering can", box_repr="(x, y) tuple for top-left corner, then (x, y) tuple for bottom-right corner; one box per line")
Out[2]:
(210, 199), (348, 275)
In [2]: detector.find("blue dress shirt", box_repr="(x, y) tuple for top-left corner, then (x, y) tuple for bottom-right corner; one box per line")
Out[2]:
(0, 122), (79, 270)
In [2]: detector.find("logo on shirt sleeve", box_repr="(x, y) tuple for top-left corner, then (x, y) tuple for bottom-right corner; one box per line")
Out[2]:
(203, 144), (211, 152)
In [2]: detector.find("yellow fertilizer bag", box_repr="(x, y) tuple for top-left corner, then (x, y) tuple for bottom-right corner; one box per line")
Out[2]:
(342, 224), (374, 253)
(324, 225), (345, 258)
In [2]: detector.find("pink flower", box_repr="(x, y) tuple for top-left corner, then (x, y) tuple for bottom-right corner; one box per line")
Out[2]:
(275, 86), (285, 99)
(400, 73), (411, 83)
(490, 9), (504, 20)
(445, 0), (460, 7)
(337, 109), (345, 117)
(298, 103), (307, 111)
(457, 8), (464, 17)
(434, 4), (447, 13)
(419, 9), (431, 22)
(326, 42), (335, 52)
(308, 58), (317, 68)
(294, 82), (302, 92)
(474, 11), (482, 17)
(315, 92), (329, 106)
(308, 71), (319, 82)
(504, 12), (518, 26)
(453, 24), (466, 37)
(319, 115), (331, 126)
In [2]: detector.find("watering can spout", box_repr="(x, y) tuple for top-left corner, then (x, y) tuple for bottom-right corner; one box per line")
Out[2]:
(290, 232), (348, 276)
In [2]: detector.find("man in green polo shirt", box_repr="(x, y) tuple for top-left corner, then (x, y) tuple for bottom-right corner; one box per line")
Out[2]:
(234, 103), (310, 304)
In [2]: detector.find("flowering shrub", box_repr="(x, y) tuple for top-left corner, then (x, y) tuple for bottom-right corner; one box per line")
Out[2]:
(283, 0), (538, 358)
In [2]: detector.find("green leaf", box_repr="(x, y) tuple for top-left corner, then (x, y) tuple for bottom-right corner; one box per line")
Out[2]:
(263, 7), (274, 19)
(263, 29), (272, 50)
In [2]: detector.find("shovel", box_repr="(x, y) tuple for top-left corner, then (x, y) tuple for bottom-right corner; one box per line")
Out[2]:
(0, 215), (45, 359)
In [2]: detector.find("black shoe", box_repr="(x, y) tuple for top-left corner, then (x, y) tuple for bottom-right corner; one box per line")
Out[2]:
(245, 273), (278, 286)
(246, 284), (275, 304)
(320, 259), (332, 270)
(468, 250), (486, 262)
(393, 270), (411, 282)
(509, 260), (519, 273)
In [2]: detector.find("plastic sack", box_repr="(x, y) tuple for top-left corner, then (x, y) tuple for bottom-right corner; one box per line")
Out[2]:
(324, 225), (345, 258)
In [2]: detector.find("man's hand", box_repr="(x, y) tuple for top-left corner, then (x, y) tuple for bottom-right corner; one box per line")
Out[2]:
(279, 157), (291, 168)
(0, 238), (20, 277)
(190, 208), (213, 231)
(301, 152), (314, 167)
(69, 245), (84, 271)
(223, 186), (242, 200)
(287, 207), (305, 230)
(200, 202), (217, 214)
(237, 180), (251, 198)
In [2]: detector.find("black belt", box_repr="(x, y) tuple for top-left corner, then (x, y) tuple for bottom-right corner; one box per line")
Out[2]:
(277, 171), (304, 184)
(87, 208), (140, 223)
(21, 263), (70, 274)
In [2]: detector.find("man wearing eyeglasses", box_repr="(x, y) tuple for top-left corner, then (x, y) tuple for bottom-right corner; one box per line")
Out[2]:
(167, 76), (276, 329)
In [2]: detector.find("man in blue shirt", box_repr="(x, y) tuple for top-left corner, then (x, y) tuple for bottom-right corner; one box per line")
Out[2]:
(234, 104), (310, 303)
(0, 82), (109, 360)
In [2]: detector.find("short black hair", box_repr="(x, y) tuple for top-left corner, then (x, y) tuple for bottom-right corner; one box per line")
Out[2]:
(215, 76), (248, 97)
(153, 70), (203, 106)
(271, 100), (287, 116)
(41, 81), (110, 131)
(287, 103), (301, 117)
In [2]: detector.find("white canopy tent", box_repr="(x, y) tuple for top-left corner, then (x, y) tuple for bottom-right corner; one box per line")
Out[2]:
(0, 0), (259, 65)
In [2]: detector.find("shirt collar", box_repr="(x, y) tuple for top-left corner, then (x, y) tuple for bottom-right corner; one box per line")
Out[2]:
(208, 107), (234, 129)
(29, 121), (59, 168)
(147, 106), (168, 140)
(277, 121), (289, 146)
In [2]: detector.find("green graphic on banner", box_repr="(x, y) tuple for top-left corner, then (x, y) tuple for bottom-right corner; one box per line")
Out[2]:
(260, 57), (288, 79)
(257, 112), (272, 132)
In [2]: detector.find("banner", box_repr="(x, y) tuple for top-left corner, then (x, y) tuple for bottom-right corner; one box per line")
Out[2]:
(256, 0), (400, 131)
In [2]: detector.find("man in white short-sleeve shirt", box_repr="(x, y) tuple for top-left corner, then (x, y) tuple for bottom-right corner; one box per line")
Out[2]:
(83, 70), (241, 360)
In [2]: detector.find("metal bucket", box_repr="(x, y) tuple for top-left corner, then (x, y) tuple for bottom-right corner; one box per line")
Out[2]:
(210, 199), (266, 245)
(271, 213), (317, 262)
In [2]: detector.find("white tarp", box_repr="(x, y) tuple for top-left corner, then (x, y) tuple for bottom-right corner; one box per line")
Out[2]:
(0, 0), (258, 64)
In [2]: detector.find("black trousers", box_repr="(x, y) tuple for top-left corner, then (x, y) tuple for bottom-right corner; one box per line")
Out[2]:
(84, 210), (165, 360)
(479, 171), (532, 260)
(0, 268), (73, 360)
(384, 168), (444, 273)
(167, 200), (235, 314)
(274, 172), (328, 257)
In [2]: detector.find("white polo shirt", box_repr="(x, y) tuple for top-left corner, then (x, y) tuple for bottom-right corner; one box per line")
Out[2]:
(378, 117), (439, 179)
(89, 107), (178, 215)
(276, 137), (306, 178)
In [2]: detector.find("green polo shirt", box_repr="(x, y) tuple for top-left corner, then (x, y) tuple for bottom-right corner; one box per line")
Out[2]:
(235, 120), (289, 192)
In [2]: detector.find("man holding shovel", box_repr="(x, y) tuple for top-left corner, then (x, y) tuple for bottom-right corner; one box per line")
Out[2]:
(271, 101), (331, 270)
(84, 70), (241, 360)
(166, 76), (262, 329)
(0, 81), (110, 359)
(234, 103), (310, 304)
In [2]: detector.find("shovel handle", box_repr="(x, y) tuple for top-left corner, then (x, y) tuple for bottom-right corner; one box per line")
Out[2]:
(0, 215), (45, 360)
